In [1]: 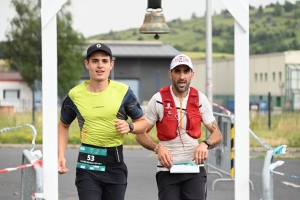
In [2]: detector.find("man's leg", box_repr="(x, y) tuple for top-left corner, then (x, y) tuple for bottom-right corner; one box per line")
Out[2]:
(156, 171), (181, 200)
(75, 169), (102, 200)
(102, 183), (127, 200)
(181, 167), (207, 200)
(101, 163), (128, 200)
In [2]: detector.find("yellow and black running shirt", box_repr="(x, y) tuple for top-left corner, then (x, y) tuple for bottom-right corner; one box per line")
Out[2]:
(60, 80), (143, 147)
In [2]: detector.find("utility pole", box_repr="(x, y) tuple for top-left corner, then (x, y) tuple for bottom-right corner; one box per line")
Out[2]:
(206, 0), (213, 108)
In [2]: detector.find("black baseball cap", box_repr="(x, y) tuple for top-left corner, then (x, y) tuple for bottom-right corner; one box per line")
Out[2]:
(86, 43), (112, 59)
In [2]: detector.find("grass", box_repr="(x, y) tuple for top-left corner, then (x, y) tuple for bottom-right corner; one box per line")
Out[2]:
(249, 111), (300, 148)
(181, 51), (234, 60)
(0, 111), (299, 148)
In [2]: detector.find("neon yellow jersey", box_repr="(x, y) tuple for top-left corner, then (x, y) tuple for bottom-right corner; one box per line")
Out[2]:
(65, 80), (130, 147)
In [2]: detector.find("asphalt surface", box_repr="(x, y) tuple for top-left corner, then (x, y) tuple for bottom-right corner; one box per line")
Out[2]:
(0, 146), (300, 200)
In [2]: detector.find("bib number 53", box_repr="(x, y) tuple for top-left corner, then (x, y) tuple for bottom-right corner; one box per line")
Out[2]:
(87, 155), (95, 161)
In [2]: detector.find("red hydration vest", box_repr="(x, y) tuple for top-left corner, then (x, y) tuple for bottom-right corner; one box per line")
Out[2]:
(156, 86), (202, 141)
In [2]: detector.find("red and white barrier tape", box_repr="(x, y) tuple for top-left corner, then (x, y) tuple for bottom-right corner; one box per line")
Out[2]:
(0, 160), (43, 174)
(213, 102), (234, 116)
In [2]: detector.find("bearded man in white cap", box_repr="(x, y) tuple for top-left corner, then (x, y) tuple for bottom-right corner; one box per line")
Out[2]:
(136, 54), (223, 200)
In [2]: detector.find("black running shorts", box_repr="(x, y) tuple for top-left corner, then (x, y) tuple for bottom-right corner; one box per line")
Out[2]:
(156, 166), (207, 200)
(75, 163), (128, 200)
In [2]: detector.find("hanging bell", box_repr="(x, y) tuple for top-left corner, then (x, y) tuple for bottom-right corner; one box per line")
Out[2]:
(139, 11), (170, 35)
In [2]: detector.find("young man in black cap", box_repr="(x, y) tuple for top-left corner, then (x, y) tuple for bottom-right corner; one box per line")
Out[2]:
(136, 54), (223, 200)
(58, 43), (147, 200)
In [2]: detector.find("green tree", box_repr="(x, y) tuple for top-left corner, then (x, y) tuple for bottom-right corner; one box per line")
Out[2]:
(258, 5), (264, 14)
(284, 1), (294, 12)
(191, 12), (197, 19)
(273, 2), (282, 16)
(3, 0), (86, 101)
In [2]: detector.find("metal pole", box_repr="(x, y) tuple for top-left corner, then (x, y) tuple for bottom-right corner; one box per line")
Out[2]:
(268, 92), (271, 130)
(262, 150), (274, 200)
(206, 0), (213, 108)
(156, 70), (160, 92)
(111, 57), (115, 80)
(31, 84), (35, 125)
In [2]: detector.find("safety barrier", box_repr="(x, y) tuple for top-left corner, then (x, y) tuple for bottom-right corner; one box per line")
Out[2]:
(206, 112), (254, 190)
(249, 129), (299, 200)
(0, 124), (44, 200)
(21, 149), (43, 200)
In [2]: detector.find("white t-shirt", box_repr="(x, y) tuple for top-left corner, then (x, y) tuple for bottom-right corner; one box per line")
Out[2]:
(145, 85), (215, 171)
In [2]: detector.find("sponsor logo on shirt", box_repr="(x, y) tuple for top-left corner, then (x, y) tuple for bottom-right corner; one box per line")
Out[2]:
(93, 106), (104, 109)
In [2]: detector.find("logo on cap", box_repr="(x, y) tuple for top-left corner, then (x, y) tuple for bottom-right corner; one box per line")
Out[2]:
(170, 54), (193, 70)
(96, 44), (101, 48)
(174, 56), (190, 63)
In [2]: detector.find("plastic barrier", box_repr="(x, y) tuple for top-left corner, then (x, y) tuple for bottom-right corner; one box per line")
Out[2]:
(206, 112), (254, 190)
(21, 149), (43, 200)
(0, 125), (44, 200)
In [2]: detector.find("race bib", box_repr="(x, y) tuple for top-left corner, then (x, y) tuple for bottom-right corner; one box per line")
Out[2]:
(77, 145), (107, 172)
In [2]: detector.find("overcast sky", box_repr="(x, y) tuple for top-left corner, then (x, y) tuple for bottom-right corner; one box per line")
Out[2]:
(0, 0), (297, 42)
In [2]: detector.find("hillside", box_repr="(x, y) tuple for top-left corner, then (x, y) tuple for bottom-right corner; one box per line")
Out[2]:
(89, 1), (300, 55)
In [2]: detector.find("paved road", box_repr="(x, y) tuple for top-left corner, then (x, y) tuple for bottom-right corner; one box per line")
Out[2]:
(0, 147), (300, 200)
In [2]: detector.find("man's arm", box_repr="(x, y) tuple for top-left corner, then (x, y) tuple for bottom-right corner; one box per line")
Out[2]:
(203, 120), (223, 148)
(114, 115), (147, 135)
(193, 120), (223, 164)
(135, 124), (173, 168)
(131, 116), (147, 134)
(58, 121), (70, 174)
(135, 123), (156, 150)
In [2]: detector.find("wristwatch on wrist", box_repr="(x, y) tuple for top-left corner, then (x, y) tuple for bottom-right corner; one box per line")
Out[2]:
(128, 123), (134, 132)
(203, 140), (211, 149)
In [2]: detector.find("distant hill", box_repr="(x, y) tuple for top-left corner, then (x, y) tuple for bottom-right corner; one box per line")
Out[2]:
(89, 1), (300, 55)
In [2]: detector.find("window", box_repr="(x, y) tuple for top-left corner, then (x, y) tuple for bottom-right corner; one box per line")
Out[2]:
(255, 73), (258, 82)
(3, 90), (20, 99)
(260, 73), (263, 81)
(273, 72), (276, 81)
(279, 72), (282, 81)
(265, 73), (268, 81)
(276, 96), (281, 107)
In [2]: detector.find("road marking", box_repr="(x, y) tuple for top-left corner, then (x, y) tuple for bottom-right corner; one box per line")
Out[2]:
(282, 181), (300, 188)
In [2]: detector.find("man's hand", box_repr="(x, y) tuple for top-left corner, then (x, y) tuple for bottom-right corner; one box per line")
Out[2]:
(58, 157), (69, 175)
(115, 119), (130, 134)
(157, 145), (173, 169)
(192, 142), (208, 164)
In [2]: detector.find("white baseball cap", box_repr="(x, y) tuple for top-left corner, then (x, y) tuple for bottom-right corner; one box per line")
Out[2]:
(170, 54), (193, 70)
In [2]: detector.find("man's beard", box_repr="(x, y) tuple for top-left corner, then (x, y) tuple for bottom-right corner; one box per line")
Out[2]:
(173, 80), (190, 93)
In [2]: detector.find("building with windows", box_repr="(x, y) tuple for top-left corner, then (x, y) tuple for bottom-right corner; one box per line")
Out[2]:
(0, 71), (33, 113)
(191, 50), (300, 111)
(1, 43), (299, 113)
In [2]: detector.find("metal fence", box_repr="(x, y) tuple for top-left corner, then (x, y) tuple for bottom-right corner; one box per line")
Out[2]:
(206, 112), (254, 190)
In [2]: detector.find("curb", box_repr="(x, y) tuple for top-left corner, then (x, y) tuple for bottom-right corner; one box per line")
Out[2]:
(250, 147), (300, 153)
(1, 144), (300, 153)
(0, 144), (145, 150)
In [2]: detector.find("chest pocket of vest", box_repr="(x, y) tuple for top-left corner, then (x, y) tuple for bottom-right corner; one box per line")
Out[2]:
(156, 102), (178, 141)
(186, 111), (202, 139)
(186, 95), (202, 139)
